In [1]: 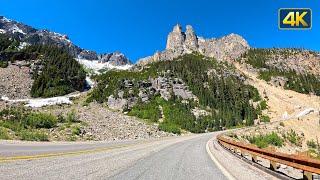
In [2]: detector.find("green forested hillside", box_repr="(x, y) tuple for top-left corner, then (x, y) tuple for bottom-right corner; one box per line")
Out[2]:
(0, 35), (86, 97)
(25, 45), (86, 97)
(242, 49), (320, 95)
(88, 54), (263, 133)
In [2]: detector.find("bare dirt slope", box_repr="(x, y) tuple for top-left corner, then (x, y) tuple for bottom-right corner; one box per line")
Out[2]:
(235, 62), (320, 122)
(232, 62), (320, 155)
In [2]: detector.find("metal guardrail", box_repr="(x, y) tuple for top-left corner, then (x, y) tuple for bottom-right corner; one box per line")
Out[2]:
(217, 135), (320, 180)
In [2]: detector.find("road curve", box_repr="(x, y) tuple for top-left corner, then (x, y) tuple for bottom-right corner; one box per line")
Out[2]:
(0, 133), (226, 180)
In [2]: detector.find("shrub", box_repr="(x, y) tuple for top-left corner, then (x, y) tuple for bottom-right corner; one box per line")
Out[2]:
(57, 113), (66, 123)
(66, 110), (78, 123)
(260, 115), (270, 123)
(280, 122), (285, 127)
(285, 129), (301, 146)
(260, 100), (268, 110)
(247, 132), (283, 148)
(128, 99), (161, 122)
(0, 127), (11, 140)
(19, 130), (49, 141)
(0, 61), (8, 68)
(159, 122), (181, 134)
(307, 139), (317, 149)
(71, 126), (81, 136)
(25, 113), (57, 129)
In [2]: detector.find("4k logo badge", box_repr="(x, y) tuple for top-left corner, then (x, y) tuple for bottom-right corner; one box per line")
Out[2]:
(279, 8), (312, 30)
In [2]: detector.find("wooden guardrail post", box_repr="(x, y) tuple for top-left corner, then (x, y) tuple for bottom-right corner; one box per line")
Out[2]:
(252, 154), (258, 163)
(303, 171), (313, 180)
(270, 160), (279, 171)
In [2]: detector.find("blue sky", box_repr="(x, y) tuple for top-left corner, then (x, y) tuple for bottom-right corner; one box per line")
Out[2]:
(1, 0), (319, 62)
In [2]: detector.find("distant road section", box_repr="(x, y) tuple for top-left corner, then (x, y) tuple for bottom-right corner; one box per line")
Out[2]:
(0, 133), (274, 180)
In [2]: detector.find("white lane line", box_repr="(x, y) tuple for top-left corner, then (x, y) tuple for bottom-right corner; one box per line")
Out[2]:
(206, 136), (236, 180)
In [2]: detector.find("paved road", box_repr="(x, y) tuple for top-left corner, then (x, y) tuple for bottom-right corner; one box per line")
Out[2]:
(0, 133), (227, 180)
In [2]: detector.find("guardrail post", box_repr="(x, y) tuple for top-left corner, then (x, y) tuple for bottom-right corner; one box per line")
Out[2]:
(252, 154), (258, 163)
(303, 171), (313, 180)
(241, 151), (246, 157)
(236, 149), (241, 156)
(269, 161), (279, 171)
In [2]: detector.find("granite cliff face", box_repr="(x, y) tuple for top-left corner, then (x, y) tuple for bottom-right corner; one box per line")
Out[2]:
(138, 24), (249, 65)
(99, 52), (132, 66)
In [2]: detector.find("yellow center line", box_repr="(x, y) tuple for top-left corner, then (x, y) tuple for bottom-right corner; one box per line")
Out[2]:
(0, 142), (146, 163)
(0, 135), (186, 163)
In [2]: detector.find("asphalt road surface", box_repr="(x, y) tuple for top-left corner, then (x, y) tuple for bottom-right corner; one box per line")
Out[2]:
(0, 133), (227, 180)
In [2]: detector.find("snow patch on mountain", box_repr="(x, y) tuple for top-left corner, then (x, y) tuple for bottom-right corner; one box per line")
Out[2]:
(77, 58), (132, 74)
(9, 24), (26, 34)
(86, 76), (95, 87)
(1, 94), (80, 108)
(0, 29), (6, 34)
(2, 17), (11, 22)
(18, 42), (30, 50)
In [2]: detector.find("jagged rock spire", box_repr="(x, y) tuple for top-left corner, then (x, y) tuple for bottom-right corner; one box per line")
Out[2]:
(185, 25), (198, 51)
(139, 24), (250, 65)
(166, 24), (185, 50)
(173, 24), (182, 33)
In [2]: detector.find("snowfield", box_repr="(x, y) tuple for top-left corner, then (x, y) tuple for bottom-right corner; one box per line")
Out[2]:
(77, 58), (133, 74)
(1, 94), (80, 108)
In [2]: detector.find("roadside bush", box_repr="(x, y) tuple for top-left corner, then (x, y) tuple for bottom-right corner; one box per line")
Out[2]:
(71, 126), (81, 136)
(25, 113), (57, 129)
(19, 130), (49, 141)
(66, 110), (78, 123)
(0, 127), (11, 140)
(284, 129), (301, 146)
(247, 132), (283, 148)
(159, 122), (181, 135)
(57, 113), (66, 123)
(307, 139), (317, 149)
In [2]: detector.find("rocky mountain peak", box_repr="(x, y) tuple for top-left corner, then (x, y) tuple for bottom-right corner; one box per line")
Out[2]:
(166, 24), (185, 50)
(0, 16), (132, 66)
(185, 25), (198, 51)
(139, 24), (249, 65)
(173, 24), (183, 33)
(99, 52), (132, 66)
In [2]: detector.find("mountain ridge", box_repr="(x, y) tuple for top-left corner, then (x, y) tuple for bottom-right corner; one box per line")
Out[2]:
(137, 24), (249, 65)
(0, 16), (132, 66)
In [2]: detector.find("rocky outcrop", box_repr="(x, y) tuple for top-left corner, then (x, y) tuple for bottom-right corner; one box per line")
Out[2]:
(106, 76), (197, 111)
(78, 50), (99, 60)
(184, 25), (198, 51)
(265, 49), (320, 76)
(138, 24), (249, 65)
(99, 52), (132, 66)
(166, 24), (185, 51)
(270, 76), (289, 87)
